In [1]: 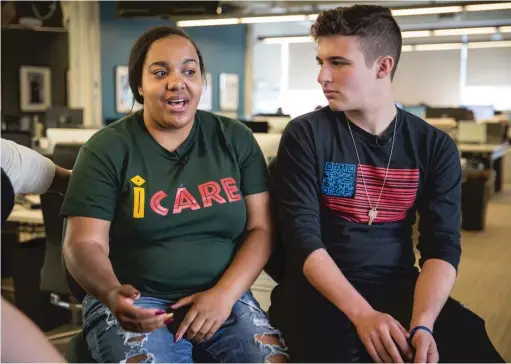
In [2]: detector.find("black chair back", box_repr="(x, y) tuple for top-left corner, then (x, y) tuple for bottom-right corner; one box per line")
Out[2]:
(263, 157), (286, 283)
(2, 130), (31, 148)
(40, 143), (82, 295)
(52, 142), (82, 169)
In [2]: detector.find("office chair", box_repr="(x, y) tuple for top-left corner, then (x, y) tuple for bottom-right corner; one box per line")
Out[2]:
(39, 143), (83, 340)
(263, 157), (286, 284)
(2, 130), (32, 148)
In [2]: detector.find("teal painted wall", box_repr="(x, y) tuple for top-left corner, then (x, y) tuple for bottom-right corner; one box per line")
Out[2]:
(100, 2), (246, 121)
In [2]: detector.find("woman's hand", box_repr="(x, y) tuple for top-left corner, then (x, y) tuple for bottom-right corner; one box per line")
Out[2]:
(171, 287), (237, 343)
(106, 284), (173, 333)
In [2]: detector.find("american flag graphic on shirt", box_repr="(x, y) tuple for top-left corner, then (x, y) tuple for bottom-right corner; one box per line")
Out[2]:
(321, 162), (419, 224)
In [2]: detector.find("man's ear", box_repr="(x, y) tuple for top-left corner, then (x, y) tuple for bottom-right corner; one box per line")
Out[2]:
(376, 56), (394, 79)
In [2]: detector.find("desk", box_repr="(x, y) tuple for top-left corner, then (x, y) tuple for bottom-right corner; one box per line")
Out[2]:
(8, 205), (44, 225)
(457, 142), (509, 193)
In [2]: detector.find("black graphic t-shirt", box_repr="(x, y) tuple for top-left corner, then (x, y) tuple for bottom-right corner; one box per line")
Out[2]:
(272, 106), (462, 283)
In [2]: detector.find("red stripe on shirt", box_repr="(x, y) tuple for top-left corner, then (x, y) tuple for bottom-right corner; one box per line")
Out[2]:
(322, 165), (419, 224)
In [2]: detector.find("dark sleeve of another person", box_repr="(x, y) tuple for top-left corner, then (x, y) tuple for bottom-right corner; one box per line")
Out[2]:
(417, 134), (462, 271)
(273, 120), (325, 270)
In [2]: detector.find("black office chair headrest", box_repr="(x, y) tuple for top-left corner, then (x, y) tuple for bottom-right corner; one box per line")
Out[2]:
(1, 168), (15, 228)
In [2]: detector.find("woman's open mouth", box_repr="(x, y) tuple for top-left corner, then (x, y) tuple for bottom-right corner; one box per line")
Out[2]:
(165, 98), (189, 113)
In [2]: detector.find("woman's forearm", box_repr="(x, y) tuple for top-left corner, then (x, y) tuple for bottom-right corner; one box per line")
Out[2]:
(64, 242), (121, 305)
(215, 227), (273, 302)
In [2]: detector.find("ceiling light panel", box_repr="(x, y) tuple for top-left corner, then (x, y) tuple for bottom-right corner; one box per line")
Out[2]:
(392, 6), (463, 16)
(415, 43), (463, 51)
(177, 18), (240, 27)
(240, 15), (307, 24)
(465, 2), (511, 11)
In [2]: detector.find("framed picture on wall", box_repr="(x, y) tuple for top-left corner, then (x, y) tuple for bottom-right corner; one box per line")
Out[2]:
(19, 66), (52, 112)
(198, 72), (213, 111)
(116, 66), (142, 113)
(219, 73), (239, 112)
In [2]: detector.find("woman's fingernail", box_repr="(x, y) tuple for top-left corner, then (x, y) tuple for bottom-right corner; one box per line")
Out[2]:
(155, 310), (166, 315)
(166, 313), (174, 319)
(164, 318), (174, 325)
(175, 334), (181, 343)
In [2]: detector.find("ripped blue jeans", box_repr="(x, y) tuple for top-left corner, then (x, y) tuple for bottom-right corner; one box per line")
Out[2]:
(82, 291), (288, 363)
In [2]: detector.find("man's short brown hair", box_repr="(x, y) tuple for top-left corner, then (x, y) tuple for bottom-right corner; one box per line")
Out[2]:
(311, 5), (402, 79)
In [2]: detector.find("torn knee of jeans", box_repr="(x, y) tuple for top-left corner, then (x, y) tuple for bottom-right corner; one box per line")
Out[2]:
(123, 332), (149, 348)
(127, 335), (146, 344)
(256, 334), (284, 347)
(255, 334), (289, 363)
(126, 353), (150, 363)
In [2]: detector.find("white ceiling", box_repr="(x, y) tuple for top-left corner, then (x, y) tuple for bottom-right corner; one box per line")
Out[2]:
(221, 1), (511, 30)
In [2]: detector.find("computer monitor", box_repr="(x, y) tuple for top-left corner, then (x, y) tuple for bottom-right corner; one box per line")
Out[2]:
(402, 105), (427, 119)
(44, 107), (84, 129)
(426, 107), (474, 121)
(463, 105), (495, 121)
(242, 121), (269, 133)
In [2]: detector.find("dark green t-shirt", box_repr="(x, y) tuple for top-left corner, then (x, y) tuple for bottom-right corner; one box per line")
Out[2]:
(61, 110), (269, 300)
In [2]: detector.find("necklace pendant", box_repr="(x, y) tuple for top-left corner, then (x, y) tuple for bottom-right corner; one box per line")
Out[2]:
(368, 208), (378, 225)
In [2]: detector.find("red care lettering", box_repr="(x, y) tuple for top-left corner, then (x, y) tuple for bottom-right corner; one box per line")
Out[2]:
(220, 177), (242, 202)
(198, 181), (226, 207)
(149, 178), (241, 215)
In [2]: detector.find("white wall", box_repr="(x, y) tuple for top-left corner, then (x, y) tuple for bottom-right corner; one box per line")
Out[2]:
(393, 50), (462, 107)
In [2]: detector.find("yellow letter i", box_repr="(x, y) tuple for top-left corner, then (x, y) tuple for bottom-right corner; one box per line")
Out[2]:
(130, 175), (146, 218)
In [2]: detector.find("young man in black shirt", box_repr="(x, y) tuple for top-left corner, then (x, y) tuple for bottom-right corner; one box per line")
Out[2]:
(268, 5), (504, 363)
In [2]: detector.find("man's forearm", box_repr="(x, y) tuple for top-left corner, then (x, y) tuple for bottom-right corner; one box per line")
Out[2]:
(303, 249), (373, 322)
(214, 227), (273, 302)
(49, 166), (72, 194)
(64, 242), (121, 305)
(410, 259), (456, 330)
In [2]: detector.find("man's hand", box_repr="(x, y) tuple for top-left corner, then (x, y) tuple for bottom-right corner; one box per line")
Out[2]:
(171, 288), (236, 343)
(50, 166), (72, 194)
(105, 284), (173, 333)
(411, 329), (438, 363)
(352, 309), (413, 363)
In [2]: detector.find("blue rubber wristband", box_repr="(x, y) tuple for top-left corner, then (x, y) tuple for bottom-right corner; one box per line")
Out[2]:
(409, 325), (433, 344)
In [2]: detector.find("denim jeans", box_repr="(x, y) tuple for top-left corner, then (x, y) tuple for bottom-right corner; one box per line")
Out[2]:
(82, 291), (288, 363)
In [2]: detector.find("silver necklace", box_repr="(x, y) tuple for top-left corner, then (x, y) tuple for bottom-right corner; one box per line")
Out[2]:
(346, 115), (397, 225)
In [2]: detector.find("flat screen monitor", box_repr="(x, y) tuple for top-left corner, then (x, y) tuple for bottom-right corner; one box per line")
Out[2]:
(402, 105), (427, 119)
(44, 107), (84, 129)
(242, 121), (269, 133)
(464, 105), (495, 121)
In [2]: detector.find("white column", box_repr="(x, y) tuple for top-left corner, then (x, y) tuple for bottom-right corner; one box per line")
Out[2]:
(459, 34), (468, 106)
(244, 24), (254, 118)
(61, 1), (102, 128)
(279, 43), (289, 112)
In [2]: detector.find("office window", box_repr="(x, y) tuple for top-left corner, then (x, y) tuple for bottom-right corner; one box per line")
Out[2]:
(462, 86), (511, 111)
(466, 48), (511, 87)
(288, 42), (319, 90)
(252, 43), (282, 114)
